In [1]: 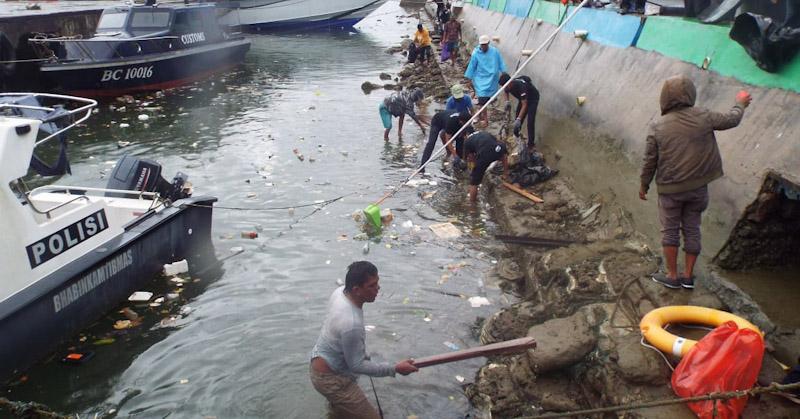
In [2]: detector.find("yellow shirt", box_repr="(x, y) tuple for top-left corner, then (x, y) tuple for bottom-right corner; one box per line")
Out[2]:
(414, 28), (431, 47)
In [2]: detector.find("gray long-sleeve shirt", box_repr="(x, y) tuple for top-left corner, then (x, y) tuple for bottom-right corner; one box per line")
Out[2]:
(310, 286), (395, 380)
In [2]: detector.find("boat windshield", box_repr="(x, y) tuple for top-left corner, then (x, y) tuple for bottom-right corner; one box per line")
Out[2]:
(97, 12), (128, 31)
(130, 10), (171, 30)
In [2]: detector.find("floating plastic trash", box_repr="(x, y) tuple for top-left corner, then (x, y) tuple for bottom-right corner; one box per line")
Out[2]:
(62, 352), (94, 365)
(443, 341), (460, 351)
(241, 231), (258, 239)
(137, 114), (149, 121)
(163, 260), (189, 276)
(468, 296), (491, 307)
(455, 375), (465, 382)
(128, 291), (153, 302)
(429, 223), (461, 239)
(364, 325), (376, 332)
(113, 320), (133, 330)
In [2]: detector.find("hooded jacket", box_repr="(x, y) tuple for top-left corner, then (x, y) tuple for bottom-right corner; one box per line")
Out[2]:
(640, 76), (745, 195)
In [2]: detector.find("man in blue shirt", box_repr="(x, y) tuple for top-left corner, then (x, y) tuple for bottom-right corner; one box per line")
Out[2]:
(464, 35), (507, 128)
(445, 83), (473, 115)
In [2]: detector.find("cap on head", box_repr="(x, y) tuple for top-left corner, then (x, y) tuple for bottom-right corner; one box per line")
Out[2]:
(417, 23), (423, 30)
(450, 84), (464, 99)
(479, 35), (490, 45)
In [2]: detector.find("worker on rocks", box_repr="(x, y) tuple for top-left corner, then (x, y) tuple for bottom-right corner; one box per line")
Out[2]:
(499, 72), (540, 162)
(463, 131), (509, 202)
(640, 75), (751, 289)
(464, 35), (507, 128)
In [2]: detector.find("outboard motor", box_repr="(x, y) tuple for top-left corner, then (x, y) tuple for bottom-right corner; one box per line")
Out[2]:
(105, 154), (191, 202)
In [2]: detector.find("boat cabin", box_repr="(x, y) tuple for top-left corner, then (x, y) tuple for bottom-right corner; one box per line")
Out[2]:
(46, 4), (227, 62)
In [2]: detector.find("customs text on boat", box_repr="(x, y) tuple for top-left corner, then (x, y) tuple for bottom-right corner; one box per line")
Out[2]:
(0, 93), (216, 381)
(28, 2), (250, 96)
(217, 0), (384, 31)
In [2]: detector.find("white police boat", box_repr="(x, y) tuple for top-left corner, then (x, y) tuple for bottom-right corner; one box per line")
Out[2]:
(0, 93), (216, 381)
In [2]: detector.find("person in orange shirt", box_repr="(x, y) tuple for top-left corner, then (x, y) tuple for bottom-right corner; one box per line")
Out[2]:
(413, 24), (432, 65)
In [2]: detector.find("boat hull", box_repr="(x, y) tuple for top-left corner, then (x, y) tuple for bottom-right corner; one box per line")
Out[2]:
(39, 39), (251, 97)
(219, 0), (383, 31)
(0, 196), (216, 381)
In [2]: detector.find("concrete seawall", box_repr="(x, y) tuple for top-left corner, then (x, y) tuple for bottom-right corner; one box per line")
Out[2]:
(456, 4), (800, 256)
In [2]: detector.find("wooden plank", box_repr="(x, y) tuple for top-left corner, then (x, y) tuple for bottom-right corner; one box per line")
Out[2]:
(413, 337), (536, 368)
(502, 181), (544, 203)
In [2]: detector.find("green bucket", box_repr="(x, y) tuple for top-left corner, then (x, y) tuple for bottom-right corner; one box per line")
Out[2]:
(364, 204), (382, 233)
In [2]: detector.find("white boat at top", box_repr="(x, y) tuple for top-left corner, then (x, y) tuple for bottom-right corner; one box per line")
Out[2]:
(217, 0), (385, 31)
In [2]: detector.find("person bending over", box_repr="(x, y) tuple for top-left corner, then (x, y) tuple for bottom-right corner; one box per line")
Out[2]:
(463, 131), (509, 202)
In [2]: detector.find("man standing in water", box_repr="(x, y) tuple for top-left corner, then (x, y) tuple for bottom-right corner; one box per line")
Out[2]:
(310, 261), (417, 418)
(640, 75), (751, 289)
(379, 88), (428, 140)
(464, 35), (507, 128)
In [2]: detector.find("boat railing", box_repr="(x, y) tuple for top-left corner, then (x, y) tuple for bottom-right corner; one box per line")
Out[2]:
(28, 36), (181, 63)
(0, 93), (96, 146)
(27, 185), (162, 219)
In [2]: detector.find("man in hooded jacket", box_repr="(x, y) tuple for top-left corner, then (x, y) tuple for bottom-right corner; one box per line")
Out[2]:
(640, 75), (751, 289)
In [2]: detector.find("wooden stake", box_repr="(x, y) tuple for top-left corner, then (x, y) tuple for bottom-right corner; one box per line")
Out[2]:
(413, 337), (536, 368)
(502, 181), (544, 203)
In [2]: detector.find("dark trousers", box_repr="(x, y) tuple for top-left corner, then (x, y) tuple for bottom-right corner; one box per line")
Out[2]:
(418, 46), (432, 62)
(420, 123), (444, 168)
(517, 96), (539, 148)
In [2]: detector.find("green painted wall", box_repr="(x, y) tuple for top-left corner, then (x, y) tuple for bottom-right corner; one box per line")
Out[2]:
(638, 16), (800, 92)
(528, 0), (563, 25)
(489, 0), (507, 12)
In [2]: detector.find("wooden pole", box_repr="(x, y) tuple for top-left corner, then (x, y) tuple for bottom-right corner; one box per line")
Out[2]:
(502, 181), (544, 203)
(413, 337), (536, 368)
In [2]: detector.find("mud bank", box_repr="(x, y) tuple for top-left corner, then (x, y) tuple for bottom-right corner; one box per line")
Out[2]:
(390, 3), (800, 418)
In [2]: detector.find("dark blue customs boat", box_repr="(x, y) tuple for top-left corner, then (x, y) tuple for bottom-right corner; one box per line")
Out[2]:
(0, 93), (216, 381)
(29, 2), (250, 96)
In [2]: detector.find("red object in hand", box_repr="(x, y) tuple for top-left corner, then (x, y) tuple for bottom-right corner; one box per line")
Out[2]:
(671, 321), (764, 419)
(736, 90), (751, 102)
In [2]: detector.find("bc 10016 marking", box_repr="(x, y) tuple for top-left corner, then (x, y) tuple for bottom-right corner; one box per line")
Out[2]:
(26, 209), (108, 268)
(100, 66), (154, 82)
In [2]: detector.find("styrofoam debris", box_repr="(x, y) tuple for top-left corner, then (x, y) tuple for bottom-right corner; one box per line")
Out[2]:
(137, 114), (150, 121)
(468, 296), (491, 307)
(163, 260), (188, 276)
(128, 291), (153, 302)
(364, 325), (376, 332)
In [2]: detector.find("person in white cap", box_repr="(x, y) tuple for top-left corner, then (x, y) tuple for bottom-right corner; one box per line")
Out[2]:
(464, 35), (507, 128)
(445, 83), (474, 115)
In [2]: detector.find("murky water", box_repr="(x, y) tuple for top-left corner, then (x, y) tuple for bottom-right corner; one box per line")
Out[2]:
(719, 269), (800, 330)
(4, 3), (513, 418)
